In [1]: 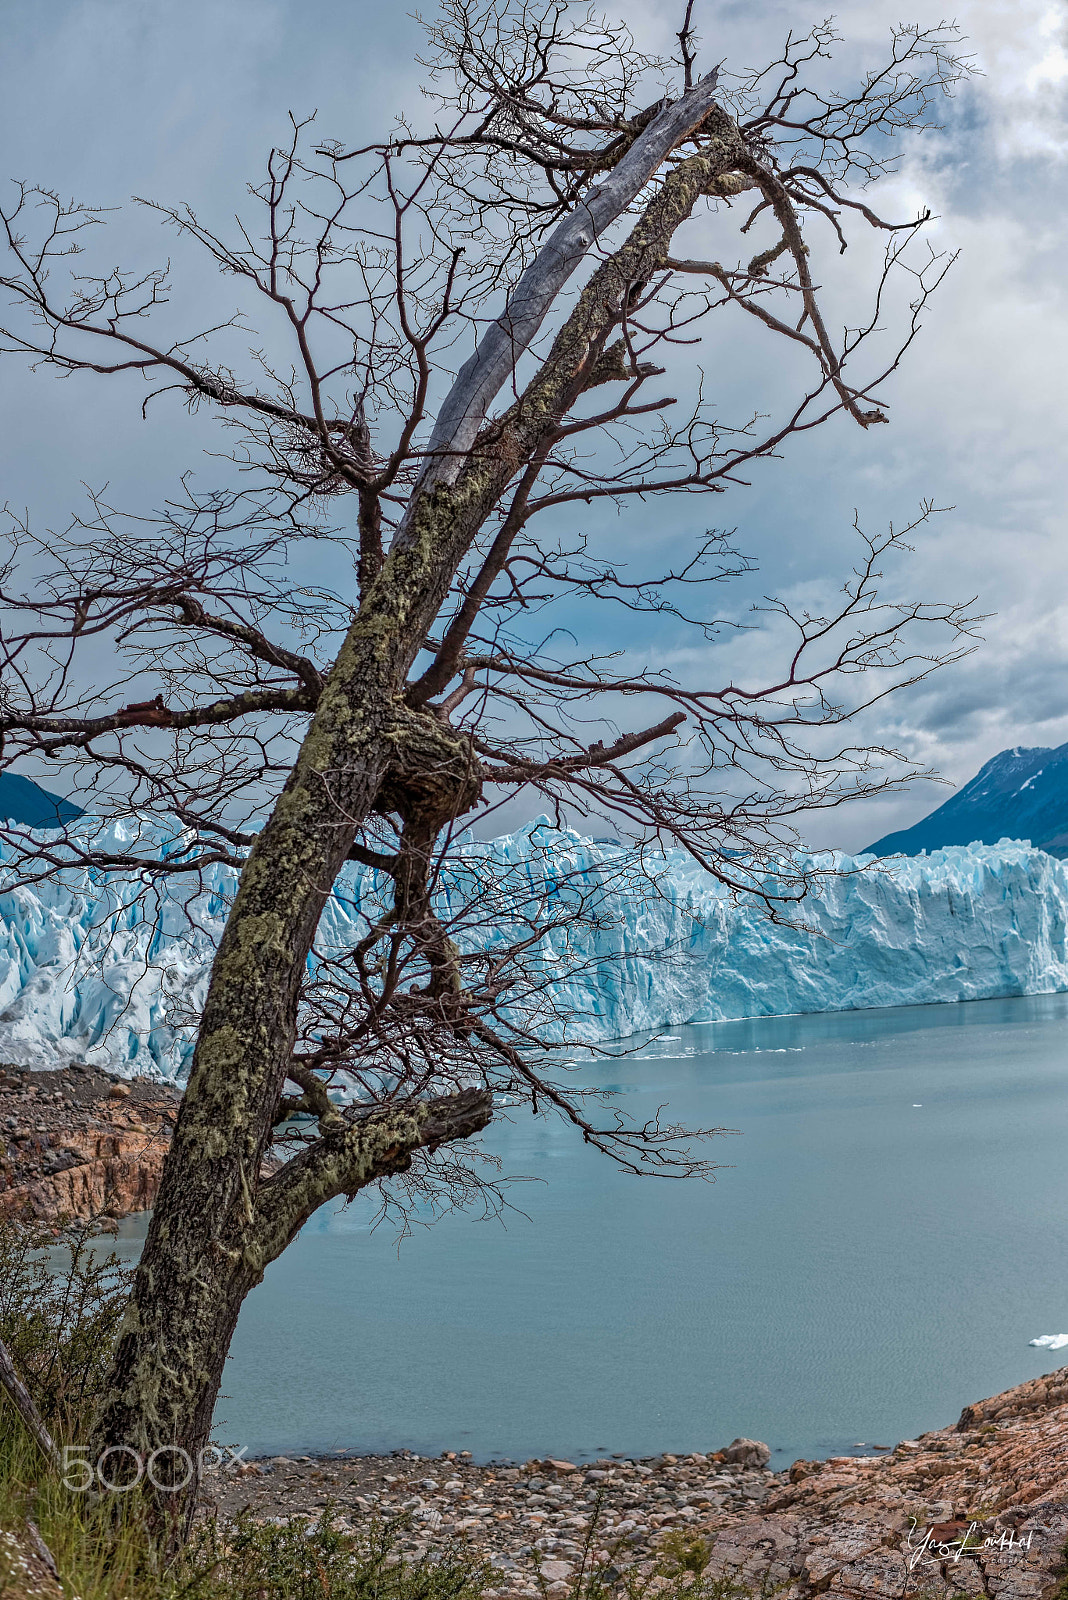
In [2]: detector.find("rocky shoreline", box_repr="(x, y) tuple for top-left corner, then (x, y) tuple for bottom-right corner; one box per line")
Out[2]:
(0, 1063), (179, 1226)
(6, 1066), (1068, 1593)
(203, 1366), (1068, 1598)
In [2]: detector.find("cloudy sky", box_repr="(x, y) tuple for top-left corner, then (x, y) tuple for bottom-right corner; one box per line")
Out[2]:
(2, 0), (1066, 852)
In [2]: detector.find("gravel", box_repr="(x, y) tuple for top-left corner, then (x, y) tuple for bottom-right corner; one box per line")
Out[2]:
(201, 1446), (779, 1595)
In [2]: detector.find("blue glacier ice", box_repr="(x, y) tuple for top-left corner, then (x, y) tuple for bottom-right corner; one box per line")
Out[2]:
(1, 817), (1066, 1078)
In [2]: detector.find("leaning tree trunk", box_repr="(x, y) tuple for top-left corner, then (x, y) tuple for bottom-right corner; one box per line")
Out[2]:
(84, 579), (495, 1531)
(86, 73), (743, 1535)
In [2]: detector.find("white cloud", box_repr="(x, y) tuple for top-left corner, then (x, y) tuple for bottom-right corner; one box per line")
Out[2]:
(3, 0), (1068, 855)
(959, 0), (1068, 158)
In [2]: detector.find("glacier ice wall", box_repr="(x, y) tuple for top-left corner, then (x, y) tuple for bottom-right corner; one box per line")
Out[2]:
(1, 819), (1066, 1078)
(0, 821), (235, 1078)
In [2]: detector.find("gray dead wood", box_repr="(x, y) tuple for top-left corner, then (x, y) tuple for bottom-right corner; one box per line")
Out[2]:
(404, 68), (721, 514)
(0, 1332), (61, 1473)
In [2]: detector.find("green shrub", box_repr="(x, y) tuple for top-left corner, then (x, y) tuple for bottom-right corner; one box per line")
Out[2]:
(0, 1218), (131, 1431)
(655, 1532), (712, 1577)
(529, 1498), (756, 1600)
(0, 1218), (773, 1600)
(0, 1219), (490, 1600)
(190, 1512), (488, 1600)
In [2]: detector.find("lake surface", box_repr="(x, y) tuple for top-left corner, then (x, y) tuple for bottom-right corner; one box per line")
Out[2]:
(112, 993), (1068, 1468)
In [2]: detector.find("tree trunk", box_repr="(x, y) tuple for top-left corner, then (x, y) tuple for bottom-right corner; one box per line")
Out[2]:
(86, 78), (747, 1536)
(89, 1071), (492, 1534)
(84, 587), (491, 1529)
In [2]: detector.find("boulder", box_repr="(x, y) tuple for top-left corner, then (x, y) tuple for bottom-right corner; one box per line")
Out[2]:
(721, 1438), (771, 1468)
(537, 1561), (572, 1582)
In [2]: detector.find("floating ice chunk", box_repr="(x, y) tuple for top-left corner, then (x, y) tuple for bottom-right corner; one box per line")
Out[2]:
(1029, 1335), (1068, 1349)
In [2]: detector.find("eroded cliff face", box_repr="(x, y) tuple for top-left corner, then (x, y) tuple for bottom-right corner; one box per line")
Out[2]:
(0, 1064), (178, 1225)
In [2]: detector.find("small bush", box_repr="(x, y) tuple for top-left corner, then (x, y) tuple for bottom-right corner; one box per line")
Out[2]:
(0, 1218), (492, 1600)
(0, 1217), (132, 1431)
(529, 1499), (753, 1600)
(0, 1218), (772, 1600)
(655, 1532), (712, 1577)
(603, 1574), (754, 1600)
(190, 1511), (488, 1600)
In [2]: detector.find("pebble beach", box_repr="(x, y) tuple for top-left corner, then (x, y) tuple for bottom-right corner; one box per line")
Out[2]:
(204, 1441), (778, 1594)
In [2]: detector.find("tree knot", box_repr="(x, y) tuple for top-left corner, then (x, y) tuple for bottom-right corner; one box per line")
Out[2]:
(374, 703), (483, 829)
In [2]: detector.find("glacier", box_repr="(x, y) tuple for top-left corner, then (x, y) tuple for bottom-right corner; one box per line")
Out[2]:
(1, 818), (1067, 1079)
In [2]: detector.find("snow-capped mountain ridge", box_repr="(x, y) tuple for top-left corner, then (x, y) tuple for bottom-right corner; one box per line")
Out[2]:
(867, 741), (1068, 859)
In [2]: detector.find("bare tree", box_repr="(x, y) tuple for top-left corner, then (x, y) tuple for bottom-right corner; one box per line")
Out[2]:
(0, 2), (974, 1528)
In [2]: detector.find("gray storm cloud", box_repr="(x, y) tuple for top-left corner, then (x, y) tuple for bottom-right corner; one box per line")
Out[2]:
(1, 0), (1065, 851)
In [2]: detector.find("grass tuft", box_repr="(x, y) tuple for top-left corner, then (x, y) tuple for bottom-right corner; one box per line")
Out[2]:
(0, 1218), (131, 1433)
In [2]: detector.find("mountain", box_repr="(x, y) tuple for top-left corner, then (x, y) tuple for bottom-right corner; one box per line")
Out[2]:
(866, 742), (1068, 859)
(0, 772), (84, 829)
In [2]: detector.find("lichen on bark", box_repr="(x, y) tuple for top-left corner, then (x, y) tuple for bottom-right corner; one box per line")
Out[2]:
(85, 84), (757, 1534)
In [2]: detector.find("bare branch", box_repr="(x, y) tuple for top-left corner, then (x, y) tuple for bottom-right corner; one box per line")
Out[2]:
(406, 67), (723, 500)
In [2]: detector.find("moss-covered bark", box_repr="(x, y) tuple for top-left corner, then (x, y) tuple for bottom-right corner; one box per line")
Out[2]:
(86, 109), (751, 1534)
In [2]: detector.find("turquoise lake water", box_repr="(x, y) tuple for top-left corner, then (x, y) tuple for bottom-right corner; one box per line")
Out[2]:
(112, 992), (1068, 1468)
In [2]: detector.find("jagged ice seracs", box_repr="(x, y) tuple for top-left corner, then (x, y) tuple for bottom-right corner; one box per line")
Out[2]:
(1, 817), (1066, 1079)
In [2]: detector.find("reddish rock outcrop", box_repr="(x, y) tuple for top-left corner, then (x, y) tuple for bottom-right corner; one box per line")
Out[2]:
(0, 1063), (179, 1225)
(700, 1366), (1068, 1597)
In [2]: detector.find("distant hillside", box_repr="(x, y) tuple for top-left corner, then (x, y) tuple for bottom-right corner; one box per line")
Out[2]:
(866, 743), (1068, 859)
(0, 772), (84, 829)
